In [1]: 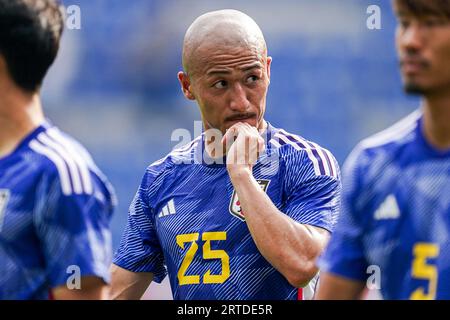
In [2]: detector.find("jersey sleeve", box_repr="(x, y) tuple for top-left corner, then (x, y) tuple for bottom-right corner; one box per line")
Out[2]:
(282, 147), (341, 233)
(113, 164), (167, 283)
(33, 169), (115, 289)
(317, 147), (369, 281)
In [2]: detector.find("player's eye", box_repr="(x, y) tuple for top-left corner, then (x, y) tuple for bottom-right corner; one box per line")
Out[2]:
(213, 80), (227, 89)
(399, 19), (410, 29)
(246, 75), (259, 84)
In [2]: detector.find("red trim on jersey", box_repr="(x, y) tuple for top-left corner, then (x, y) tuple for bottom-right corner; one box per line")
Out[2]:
(297, 288), (303, 300)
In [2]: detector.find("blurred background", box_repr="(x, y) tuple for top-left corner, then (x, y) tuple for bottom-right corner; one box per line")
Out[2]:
(42, 0), (419, 299)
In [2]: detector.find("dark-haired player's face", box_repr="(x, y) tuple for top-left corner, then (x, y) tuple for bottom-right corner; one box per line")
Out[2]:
(396, 12), (450, 95)
(189, 44), (271, 134)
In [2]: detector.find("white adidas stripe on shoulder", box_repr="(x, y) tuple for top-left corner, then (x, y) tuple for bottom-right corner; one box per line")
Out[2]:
(46, 128), (93, 194)
(37, 132), (83, 194)
(149, 137), (201, 168)
(170, 137), (200, 156)
(29, 140), (72, 195)
(274, 131), (321, 176)
(171, 141), (199, 157)
(269, 138), (282, 148)
(359, 110), (421, 149)
(270, 129), (338, 178)
(30, 127), (94, 196)
(168, 136), (201, 164)
(151, 156), (168, 167)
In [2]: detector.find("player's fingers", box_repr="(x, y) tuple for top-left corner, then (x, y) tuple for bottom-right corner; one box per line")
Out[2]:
(258, 137), (266, 154)
(222, 125), (237, 146)
(249, 136), (261, 165)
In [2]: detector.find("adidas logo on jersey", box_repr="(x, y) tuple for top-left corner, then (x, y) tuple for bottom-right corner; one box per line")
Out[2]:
(158, 199), (176, 218)
(374, 194), (400, 220)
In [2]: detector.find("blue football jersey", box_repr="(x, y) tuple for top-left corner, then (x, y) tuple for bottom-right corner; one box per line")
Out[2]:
(0, 121), (116, 299)
(114, 123), (340, 300)
(318, 110), (450, 299)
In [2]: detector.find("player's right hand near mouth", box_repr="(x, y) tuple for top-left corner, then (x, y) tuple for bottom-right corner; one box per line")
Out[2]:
(222, 122), (265, 179)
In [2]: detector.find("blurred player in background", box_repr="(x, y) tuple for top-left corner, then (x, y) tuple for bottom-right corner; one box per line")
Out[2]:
(110, 9), (340, 300)
(0, 0), (115, 299)
(316, 0), (450, 299)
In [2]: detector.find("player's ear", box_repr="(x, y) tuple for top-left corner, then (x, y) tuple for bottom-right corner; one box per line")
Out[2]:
(178, 71), (196, 100)
(266, 56), (272, 85)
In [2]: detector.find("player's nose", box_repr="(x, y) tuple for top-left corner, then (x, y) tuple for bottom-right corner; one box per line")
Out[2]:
(229, 83), (250, 112)
(400, 23), (424, 51)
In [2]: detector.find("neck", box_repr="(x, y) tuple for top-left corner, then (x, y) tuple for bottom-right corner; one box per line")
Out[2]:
(422, 91), (450, 151)
(0, 87), (44, 158)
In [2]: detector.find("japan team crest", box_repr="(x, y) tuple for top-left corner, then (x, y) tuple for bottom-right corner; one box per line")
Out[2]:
(229, 179), (270, 221)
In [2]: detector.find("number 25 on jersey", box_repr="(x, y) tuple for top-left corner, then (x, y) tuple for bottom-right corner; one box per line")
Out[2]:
(176, 231), (230, 285)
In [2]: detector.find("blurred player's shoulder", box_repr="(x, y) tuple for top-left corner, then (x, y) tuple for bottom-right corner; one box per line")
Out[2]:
(358, 109), (421, 152)
(268, 124), (339, 179)
(344, 109), (422, 174)
(26, 121), (115, 204)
